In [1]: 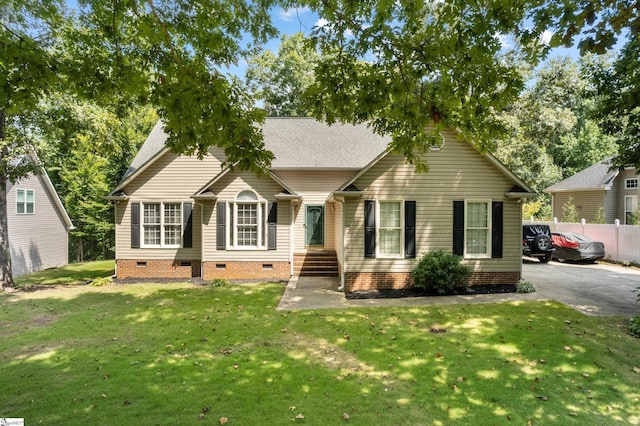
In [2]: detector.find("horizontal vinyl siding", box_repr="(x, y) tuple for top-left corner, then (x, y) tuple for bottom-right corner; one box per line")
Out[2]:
(116, 151), (223, 260)
(8, 174), (69, 277)
(274, 170), (355, 251)
(615, 169), (640, 223)
(203, 171), (290, 262)
(344, 130), (522, 275)
(552, 191), (605, 223)
(604, 189), (618, 224)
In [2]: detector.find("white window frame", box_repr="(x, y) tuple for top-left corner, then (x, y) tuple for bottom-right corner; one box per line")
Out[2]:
(16, 188), (35, 215)
(376, 200), (404, 259)
(625, 195), (638, 225)
(464, 200), (491, 259)
(626, 178), (638, 189)
(227, 190), (268, 250)
(141, 201), (183, 248)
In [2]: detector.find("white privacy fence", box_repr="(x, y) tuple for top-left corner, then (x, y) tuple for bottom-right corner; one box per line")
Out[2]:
(523, 219), (640, 264)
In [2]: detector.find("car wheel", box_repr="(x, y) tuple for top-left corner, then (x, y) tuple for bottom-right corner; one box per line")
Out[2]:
(540, 254), (552, 263)
(534, 234), (551, 251)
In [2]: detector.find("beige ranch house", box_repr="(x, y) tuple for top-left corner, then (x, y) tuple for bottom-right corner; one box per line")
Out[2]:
(108, 118), (535, 293)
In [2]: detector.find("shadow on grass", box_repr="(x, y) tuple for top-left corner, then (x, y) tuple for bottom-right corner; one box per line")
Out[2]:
(0, 283), (638, 425)
(13, 260), (115, 288)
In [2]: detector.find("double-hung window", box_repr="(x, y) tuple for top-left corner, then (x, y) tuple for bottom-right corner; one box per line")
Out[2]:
(16, 189), (35, 214)
(378, 201), (403, 258)
(626, 178), (638, 189)
(229, 190), (267, 249)
(142, 202), (182, 247)
(465, 200), (491, 258)
(625, 195), (638, 225)
(364, 199), (415, 259)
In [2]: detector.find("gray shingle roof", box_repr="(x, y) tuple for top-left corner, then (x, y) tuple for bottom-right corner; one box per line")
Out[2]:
(124, 118), (391, 180)
(545, 157), (619, 192)
(263, 118), (390, 169)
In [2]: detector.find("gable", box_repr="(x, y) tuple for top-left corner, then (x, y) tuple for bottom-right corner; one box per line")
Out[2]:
(545, 157), (620, 193)
(206, 169), (288, 201)
(122, 149), (225, 199)
(349, 129), (530, 197)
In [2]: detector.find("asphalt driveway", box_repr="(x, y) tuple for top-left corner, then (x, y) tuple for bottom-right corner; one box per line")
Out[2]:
(522, 259), (640, 316)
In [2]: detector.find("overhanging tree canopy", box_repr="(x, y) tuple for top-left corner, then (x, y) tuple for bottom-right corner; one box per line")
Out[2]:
(1, 0), (639, 287)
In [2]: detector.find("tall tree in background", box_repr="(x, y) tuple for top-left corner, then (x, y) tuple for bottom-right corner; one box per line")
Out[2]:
(1, 0), (64, 288)
(247, 33), (318, 117)
(593, 37), (640, 170)
(32, 98), (157, 262)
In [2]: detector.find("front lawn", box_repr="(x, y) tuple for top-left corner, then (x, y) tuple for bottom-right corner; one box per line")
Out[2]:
(13, 260), (115, 287)
(1, 281), (639, 425)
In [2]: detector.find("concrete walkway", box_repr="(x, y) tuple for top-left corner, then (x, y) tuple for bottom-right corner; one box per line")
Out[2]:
(277, 275), (547, 310)
(277, 261), (640, 315)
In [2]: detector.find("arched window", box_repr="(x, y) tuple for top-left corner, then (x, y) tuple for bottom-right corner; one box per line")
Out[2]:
(225, 190), (270, 249)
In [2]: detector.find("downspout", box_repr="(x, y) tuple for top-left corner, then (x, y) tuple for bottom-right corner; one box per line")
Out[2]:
(290, 201), (297, 277)
(335, 196), (346, 291)
(199, 201), (204, 280)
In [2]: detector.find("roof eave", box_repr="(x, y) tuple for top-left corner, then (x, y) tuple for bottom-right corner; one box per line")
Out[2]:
(505, 191), (537, 199)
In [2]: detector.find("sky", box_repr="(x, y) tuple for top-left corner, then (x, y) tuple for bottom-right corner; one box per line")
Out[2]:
(229, 5), (625, 81)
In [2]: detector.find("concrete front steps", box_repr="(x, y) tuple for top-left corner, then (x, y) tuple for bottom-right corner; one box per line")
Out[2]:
(293, 250), (339, 277)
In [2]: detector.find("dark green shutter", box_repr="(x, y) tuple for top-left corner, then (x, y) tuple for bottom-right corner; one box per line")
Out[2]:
(453, 201), (464, 256)
(364, 200), (376, 258)
(267, 202), (277, 250)
(404, 201), (416, 258)
(131, 202), (140, 249)
(182, 202), (193, 248)
(491, 201), (503, 258)
(216, 202), (226, 250)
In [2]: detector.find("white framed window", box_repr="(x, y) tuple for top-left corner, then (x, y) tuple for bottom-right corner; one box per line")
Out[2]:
(465, 200), (491, 258)
(228, 190), (268, 250)
(626, 178), (638, 189)
(625, 195), (638, 225)
(16, 189), (35, 214)
(142, 202), (182, 247)
(377, 201), (403, 258)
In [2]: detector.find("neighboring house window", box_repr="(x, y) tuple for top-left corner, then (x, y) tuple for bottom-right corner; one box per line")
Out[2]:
(378, 201), (403, 257)
(626, 178), (638, 189)
(364, 200), (416, 259)
(16, 189), (35, 214)
(625, 195), (638, 225)
(142, 202), (181, 247)
(453, 200), (503, 259)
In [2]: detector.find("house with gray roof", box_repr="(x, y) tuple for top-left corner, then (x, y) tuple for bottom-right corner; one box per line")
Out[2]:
(545, 157), (639, 224)
(7, 155), (74, 277)
(108, 117), (536, 292)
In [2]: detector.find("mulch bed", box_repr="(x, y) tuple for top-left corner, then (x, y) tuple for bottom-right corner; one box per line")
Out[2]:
(345, 284), (517, 300)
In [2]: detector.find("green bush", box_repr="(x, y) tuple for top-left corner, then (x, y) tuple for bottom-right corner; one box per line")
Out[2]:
(629, 315), (640, 337)
(516, 279), (536, 293)
(411, 250), (471, 295)
(89, 276), (112, 287)
(211, 278), (228, 287)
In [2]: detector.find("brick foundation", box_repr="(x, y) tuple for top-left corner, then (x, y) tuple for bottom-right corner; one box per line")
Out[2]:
(117, 259), (201, 279)
(344, 271), (521, 293)
(202, 261), (290, 281)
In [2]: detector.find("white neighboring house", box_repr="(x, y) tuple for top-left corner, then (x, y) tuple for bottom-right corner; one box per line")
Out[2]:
(6, 155), (74, 277)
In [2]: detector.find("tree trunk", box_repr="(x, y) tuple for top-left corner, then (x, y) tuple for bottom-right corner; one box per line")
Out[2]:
(0, 109), (15, 289)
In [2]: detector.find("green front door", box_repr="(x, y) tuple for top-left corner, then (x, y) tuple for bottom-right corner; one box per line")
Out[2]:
(305, 205), (324, 246)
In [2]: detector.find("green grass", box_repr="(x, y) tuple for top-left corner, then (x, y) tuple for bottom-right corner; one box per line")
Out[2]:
(13, 260), (115, 287)
(1, 280), (639, 425)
